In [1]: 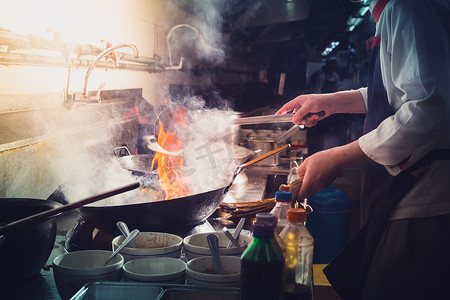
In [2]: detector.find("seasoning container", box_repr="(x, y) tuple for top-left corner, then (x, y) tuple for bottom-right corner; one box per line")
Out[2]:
(279, 208), (314, 300)
(241, 221), (284, 300)
(270, 191), (293, 234)
(255, 212), (286, 258)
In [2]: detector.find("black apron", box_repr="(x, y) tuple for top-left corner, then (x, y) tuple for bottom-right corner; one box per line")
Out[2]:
(323, 7), (450, 299)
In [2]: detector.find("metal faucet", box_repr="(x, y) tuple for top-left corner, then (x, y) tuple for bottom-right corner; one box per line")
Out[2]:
(75, 43), (140, 102)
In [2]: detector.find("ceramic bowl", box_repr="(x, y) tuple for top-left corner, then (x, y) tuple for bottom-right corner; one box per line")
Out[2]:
(111, 232), (183, 262)
(52, 250), (123, 300)
(183, 231), (252, 261)
(122, 257), (186, 284)
(186, 256), (241, 287)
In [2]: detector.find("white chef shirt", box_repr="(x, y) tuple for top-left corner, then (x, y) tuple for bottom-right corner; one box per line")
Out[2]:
(357, 0), (450, 219)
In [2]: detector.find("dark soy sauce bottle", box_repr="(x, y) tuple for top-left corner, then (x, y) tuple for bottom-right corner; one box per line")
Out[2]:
(241, 221), (284, 300)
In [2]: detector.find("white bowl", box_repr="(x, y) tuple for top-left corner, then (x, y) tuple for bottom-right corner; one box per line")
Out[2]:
(112, 232), (183, 262)
(52, 250), (123, 300)
(186, 256), (241, 287)
(122, 257), (186, 284)
(183, 231), (252, 261)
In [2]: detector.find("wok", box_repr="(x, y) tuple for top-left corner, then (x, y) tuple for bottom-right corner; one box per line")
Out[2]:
(0, 182), (140, 284)
(53, 144), (290, 234)
(114, 145), (255, 176)
(0, 198), (60, 284)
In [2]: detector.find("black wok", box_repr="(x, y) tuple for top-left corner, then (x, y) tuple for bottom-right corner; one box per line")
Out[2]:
(54, 144), (290, 234)
(0, 182), (139, 284)
(0, 198), (60, 284)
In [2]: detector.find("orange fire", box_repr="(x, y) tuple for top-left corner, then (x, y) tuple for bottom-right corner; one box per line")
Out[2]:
(151, 121), (191, 200)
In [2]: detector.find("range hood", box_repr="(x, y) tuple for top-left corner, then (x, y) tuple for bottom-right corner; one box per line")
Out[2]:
(231, 0), (312, 30)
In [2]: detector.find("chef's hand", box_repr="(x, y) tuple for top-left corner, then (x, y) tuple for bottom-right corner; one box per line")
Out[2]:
(296, 141), (372, 200)
(275, 93), (331, 127)
(276, 90), (367, 127)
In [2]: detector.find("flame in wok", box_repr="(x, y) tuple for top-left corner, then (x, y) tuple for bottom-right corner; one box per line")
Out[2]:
(151, 120), (191, 200)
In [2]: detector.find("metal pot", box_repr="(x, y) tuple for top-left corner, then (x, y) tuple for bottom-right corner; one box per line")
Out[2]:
(0, 198), (61, 283)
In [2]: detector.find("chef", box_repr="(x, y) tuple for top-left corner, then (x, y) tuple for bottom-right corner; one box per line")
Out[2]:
(276, 0), (450, 299)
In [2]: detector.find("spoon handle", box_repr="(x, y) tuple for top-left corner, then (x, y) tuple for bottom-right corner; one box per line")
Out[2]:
(227, 218), (245, 248)
(104, 229), (139, 266)
(207, 234), (221, 275)
(116, 221), (136, 248)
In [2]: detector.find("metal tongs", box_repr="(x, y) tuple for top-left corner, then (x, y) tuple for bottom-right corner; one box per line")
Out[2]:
(233, 111), (325, 126)
(233, 113), (295, 125)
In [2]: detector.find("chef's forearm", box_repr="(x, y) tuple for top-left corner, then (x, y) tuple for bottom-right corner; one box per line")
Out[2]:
(332, 140), (372, 168)
(328, 89), (367, 115)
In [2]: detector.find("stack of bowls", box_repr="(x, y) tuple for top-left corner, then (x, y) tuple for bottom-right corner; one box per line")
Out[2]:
(122, 257), (186, 284)
(112, 231), (185, 284)
(52, 250), (124, 300)
(186, 256), (242, 287)
(183, 231), (252, 287)
(183, 232), (252, 261)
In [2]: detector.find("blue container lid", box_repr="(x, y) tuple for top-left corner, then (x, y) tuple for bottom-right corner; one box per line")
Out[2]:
(308, 186), (351, 212)
(275, 191), (292, 202)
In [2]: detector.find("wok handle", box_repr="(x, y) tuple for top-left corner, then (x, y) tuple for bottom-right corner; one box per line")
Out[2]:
(241, 144), (291, 169)
(0, 182), (140, 234)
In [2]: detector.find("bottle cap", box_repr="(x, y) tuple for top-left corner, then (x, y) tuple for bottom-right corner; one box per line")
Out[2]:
(287, 208), (307, 222)
(255, 212), (277, 226)
(275, 191), (292, 202)
(252, 221), (275, 237)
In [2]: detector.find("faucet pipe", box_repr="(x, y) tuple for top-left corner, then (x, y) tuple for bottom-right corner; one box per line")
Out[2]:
(166, 24), (219, 70)
(82, 43), (140, 98)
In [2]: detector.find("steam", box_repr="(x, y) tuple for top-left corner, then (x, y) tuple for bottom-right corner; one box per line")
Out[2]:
(173, 96), (240, 195)
(43, 0), (237, 205)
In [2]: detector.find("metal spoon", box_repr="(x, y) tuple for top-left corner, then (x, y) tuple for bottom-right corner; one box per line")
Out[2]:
(223, 227), (245, 250)
(207, 233), (221, 275)
(104, 229), (139, 266)
(227, 218), (245, 248)
(116, 221), (136, 248)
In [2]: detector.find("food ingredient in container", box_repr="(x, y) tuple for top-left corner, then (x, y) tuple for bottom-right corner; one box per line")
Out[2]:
(186, 256), (241, 287)
(112, 232), (183, 262)
(183, 231), (252, 261)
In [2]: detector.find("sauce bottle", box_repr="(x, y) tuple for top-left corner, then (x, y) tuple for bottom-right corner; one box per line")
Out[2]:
(255, 212), (286, 258)
(270, 191), (293, 234)
(241, 221), (284, 300)
(279, 208), (314, 300)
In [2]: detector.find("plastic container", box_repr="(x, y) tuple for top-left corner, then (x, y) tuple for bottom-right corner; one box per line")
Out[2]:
(279, 208), (314, 300)
(240, 221), (284, 300)
(307, 186), (352, 264)
(270, 191), (292, 234)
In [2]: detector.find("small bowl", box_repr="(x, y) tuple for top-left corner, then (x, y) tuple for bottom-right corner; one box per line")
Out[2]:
(183, 232), (252, 261)
(122, 257), (186, 284)
(112, 232), (183, 262)
(186, 256), (241, 287)
(52, 250), (123, 300)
